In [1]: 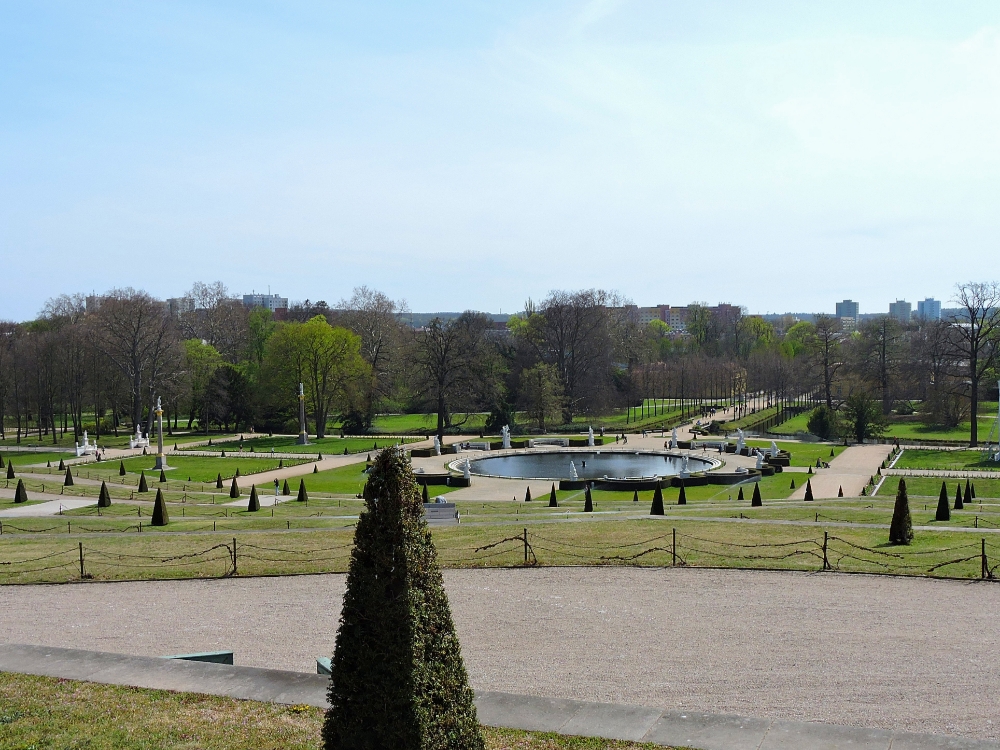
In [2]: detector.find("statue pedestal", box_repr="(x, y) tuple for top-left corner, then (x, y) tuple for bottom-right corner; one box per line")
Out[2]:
(154, 454), (170, 470)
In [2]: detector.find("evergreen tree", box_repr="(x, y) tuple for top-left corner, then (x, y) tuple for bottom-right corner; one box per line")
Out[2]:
(804, 479), (814, 501)
(159, 469), (167, 483)
(789, 479), (796, 490)
(247, 485), (260, 512)
(935, 481), (950, 521)
(677, 482), (687, 505)
(235, 467), (241, 477)
(583, 484), (593, 512)
(650, 482), (664, 515)
(737, 486), (744, 501)
(64, 467), (74, 487)
(964, 480), (972, 505)
(297, 479), (309, 502)
(138, 471), (148, 493)
(972, 483), (977, 499)
(98, 481), (111, 508)
(58, 459), (65, 471)
(151, 489), (169, 526)
(838, 486), (844, 497)
(323, 447), (484, 750)
(751, 482), (763, 507)
(283, 479), (291, 496)
(230, 476), (240, 499)
(314, 464), (319, 473)
(216, 473), (223, 489)
(14, 478), (27, 503)
(119, 461), (126, 476)
(888, 478), (913, 545)
(524, 487), (532, 502)
(422, 484), (429, 503)
(955, 483), (964, 510)
(549, 484), (558, 507)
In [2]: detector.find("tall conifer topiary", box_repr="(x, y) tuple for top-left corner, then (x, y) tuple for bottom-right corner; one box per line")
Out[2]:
(790, 479), (795, 490)
(323, 447), (484, 750)
(751, 482), (762, 507)
(889, 478), (913, 545)
(838, 486), (844, 497)
(14, 478), (27, 503)
(632, 489), (638, 503)
(159, 469), (167, 483)
(650, 482), (664, 515)
(0, 455), (4, 469)
(583, 484), (593, 512)
(58, 459), (65, 471)
(737, 486), (744, 501)
(137, 471), (148, 493)
(964, 480), (971, 505)
(421, 484), (429, 503)
(549, 484), (558, 507)
(230, 476), (240, 499)
(247, 485), (260, 512)
(6, 461), (14, 480)
(297, 479), (308, 502)
(283, 479), (290, 496)
(216, 473), (223, 489)
(677, 482), (687, 505)
(524, 487), (532, 502)
(98, 481), (111, 508)
(955, 483), (963, 510)
(972, 483), (977, 499)
(935, 481), (950, 521)
(64, 467), (74, 487)
(804, 479), (814, 501)
(151, 488), (169, 526)
(119, 461), (126, 477)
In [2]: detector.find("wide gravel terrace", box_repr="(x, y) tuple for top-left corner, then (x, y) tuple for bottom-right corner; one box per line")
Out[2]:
(1, 567), (998, 740)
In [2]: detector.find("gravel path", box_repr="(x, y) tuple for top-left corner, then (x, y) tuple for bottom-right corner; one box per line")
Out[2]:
(1, 568), (998, 740)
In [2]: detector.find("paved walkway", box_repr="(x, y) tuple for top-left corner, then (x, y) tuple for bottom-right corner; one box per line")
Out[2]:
(0, 497), (94, 517)
(2, 644), (994, 750)
(789, 444), (890, 499)
(2, 568), (999, 740)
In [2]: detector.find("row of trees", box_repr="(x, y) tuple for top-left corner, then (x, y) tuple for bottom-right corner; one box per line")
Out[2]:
(2, 282), (998, 444)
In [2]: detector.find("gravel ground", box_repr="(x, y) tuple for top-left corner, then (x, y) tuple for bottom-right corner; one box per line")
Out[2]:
(1, 567), (998, 740)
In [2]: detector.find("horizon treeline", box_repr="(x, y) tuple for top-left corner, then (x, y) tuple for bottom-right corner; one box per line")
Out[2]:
(1, 281), (998, 445)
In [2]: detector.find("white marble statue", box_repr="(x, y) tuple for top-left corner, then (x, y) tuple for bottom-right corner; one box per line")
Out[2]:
(680, 454), (690, 478)
(770, 440), (779, 458)
(569, 460), (579, 480)
(736, 429), (746, 453)
(462, 458), (471, 481)
(755, 453), (764, 470)
(587, 426), (595, 447)
(75, 430), (97, 457)
(128, 424), (149, 450)
(434, 435), (442, 456)
(670, 428), (678, 450)
(502, 424), (511, 450)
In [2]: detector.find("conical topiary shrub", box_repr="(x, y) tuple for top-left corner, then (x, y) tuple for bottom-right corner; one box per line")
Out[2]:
(790, 479), (796, 490)
(216, 473), (223, 489)
(955, 483), (964, 510)
(138, 471), (148, 493)
(119, 461), (126, 477)
(808, 465), (813, 475)
(964, 480), (971, 505)
(972, 483), (977, 499)
(889, 478), (913, 545)
(283, 479), (290, 496)
(98, 481), (111, 508)
(314, 464), (319, 474)
(0, 455), (4, 468)
(159, 469), (167, 483)
(677, 482), (687, 506)
(583, 484), (593, 512)
(64, 467), (74, 487)
(632, 489), (638, 503)
(47, 461), (51, 468)
(838, 486), (844, 497)
(804, 479), (814, 501)
(230, 476), (240, 499)
(247, 485), (260, 512)
(421, 484), (429, 503)
(737, 486), (744, 501)
(650, 482), (664, 515)
(751, 482), (762, 507)
(322, 446), (484, 750)
(524, 487), (532, 502)
(235, 467), (241, 478)
(14, 478), (27, 503)
(58, 459), (65, 471)
(830, 448), (835, 457)
(861, 486), (867, 496)
(279, 459), (284, 468)
(6, 461), (14, 479)
(297, 479), (308, 502)
(549, 484), (558, 507)
(151, 488), (169, 526)
(936, 481), (950, 521)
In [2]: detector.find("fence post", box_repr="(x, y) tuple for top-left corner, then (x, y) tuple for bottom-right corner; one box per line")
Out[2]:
(233, 537), (238, 575)
(823, 531), (830, 570)
(67, 521), (71, 534)
(79, 542), (84, 578)
(983, 539), (988, 580)
(523, 528), (528, 564)
(672, 528), (677, 566)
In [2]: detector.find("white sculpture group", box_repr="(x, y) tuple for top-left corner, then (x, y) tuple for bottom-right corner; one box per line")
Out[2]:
(587, 426), (595, 447)
(75, 430), (96, 457)
(502, 425), (511, 450)
(129, 424), (149, 450)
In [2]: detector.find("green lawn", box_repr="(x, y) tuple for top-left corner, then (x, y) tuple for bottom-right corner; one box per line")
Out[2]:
(0, 450), (77, 469)
(894, 449), (1000, 471)
(721, 406), (782, 431)
(883, 417), (995, 442)
(876, 474), (1000, 500)
(114, 455), (305, 484)
(770, 412), (813, 435)
(189, 435), (417, 454)
(0, 430), (212, 450)
(0, 673), (667, 750)
(745, 440), (846, 467)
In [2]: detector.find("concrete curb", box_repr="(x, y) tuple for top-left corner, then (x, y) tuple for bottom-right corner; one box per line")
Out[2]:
(1, 644), (997, 750)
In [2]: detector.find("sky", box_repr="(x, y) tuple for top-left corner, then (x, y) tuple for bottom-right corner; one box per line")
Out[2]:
(3, 1), (1000, 320)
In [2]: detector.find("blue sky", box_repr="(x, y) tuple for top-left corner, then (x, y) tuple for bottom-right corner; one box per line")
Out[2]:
(2, 1), (999, 319)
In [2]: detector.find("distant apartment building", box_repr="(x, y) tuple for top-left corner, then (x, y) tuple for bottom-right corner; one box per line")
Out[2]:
(835, 299), (859, 319)
(888, 300), (911, 324)
(633, 305), (669, 326)
(242, 293), (288, 313)
(916, 298), (942, 321)
(167, 297), (196, 317)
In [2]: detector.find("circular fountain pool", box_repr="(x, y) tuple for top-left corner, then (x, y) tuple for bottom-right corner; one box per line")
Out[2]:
(464, 451), (716, 481)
